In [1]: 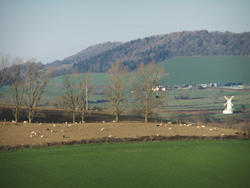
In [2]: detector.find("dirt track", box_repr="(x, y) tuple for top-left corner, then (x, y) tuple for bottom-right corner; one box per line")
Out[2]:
(0, 121), (240, 147)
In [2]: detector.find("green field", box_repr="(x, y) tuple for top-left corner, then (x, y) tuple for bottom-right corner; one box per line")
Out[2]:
(0, 140), (250, 187)
(159, 56), (250, 85)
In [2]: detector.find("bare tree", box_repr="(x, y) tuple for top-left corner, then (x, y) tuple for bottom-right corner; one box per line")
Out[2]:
(0, 54), (10, 88)
(62, 72), (91, 123)
(23, 60), (51, 123)
(105, 62), (132, 122)
(9, 57), (26, 122)
(132, 62), (167, 122)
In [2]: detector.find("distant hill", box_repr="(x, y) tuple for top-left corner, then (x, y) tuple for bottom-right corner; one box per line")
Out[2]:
(45, 42), (122, 77)
(72, 30), (250, 73)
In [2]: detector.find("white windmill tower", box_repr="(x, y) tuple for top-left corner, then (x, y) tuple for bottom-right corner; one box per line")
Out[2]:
(223, 96), (234, 114)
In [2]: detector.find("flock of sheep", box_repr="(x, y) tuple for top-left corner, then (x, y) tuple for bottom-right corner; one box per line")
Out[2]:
(8, 119), (226, 139)
(156, 122), (225, 137)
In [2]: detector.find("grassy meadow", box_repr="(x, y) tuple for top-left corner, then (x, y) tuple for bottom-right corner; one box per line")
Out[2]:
(0, 140), (249, 188)
(159, 56), (250, 85)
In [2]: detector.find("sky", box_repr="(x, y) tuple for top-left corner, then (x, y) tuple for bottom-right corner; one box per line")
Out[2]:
(0, 0), (250, 64)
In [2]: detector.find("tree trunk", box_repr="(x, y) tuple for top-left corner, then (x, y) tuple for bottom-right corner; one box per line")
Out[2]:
(82, 110), (85, 123)
(145, 114), (148, 123)
(116, 114), (119, 122)
(72, 111), (75, 124)
(28, 112), (32, 123)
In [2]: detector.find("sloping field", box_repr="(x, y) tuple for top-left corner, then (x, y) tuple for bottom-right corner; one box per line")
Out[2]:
(159, 56), (250, 85)
(0, 122), (240, 147)
(0, 140), (249, 187)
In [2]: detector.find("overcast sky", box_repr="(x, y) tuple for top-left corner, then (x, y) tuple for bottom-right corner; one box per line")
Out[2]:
(0, 0), (250, 64)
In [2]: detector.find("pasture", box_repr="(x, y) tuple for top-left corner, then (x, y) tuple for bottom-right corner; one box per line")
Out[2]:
(0, 122), (240, 147)
(0, 140), (250, 187)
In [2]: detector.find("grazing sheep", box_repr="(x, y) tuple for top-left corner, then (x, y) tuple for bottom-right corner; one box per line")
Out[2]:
(51, 130), (53, 133)
(34, 132), (37, 135)
(113, 120), (116, 123)
(157, 134), (159, 136)
(12, 120), (16, 123)
(184, 124), (186, 126)
(221, 134), (224, 136)
(101, 128), (104, 131)
(159, 123), (162, 126)
(31, 131), (35, 134)
(169, 128), (172, 130)
(82, 121), (85, 123)
(39, 123), (42, 125)
(40, 135), (44, 138)
(75, 122), (78, 124)
(47, 128), (49, 131)
(65, 122), (67, 124)
(165, 124), (167, 127)
(23, 121), (28, 123)
(109, 135), (112, 137)
(103, 121), (105, 123)
(187, 124), (190, 127)
(69, 124), (71, 127)
(62, 130), (64, 132)
(156, 124), (160, 127)
(210, 128), (213, 131)
(201, 125), (205, 128)
(203, 135), (206, 137)
(30, 135), (32, 138)
(197, 126), (200, 128)
(179, 124), (182, 126)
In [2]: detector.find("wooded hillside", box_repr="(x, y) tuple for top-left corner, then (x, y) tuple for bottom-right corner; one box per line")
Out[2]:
(73, 30), (250, 73)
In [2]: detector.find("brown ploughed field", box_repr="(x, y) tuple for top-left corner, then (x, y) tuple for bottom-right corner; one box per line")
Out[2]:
(0, 121), (239, 147)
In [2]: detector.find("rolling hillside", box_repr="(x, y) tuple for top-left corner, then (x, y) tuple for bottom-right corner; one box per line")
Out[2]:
(73, 31), (250, 73)
(47, 56), (250, 88)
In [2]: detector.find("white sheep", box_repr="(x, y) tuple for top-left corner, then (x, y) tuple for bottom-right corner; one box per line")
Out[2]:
(53, 124), (56, 127)
(201, 125), (205, 128)
(30, 135), (32, 138)
(51, 130), (53, 133)
(210, 128), (213, 131)
(221, 134), (224, 136)
(179, 124), (182, 126)
(65, 122), (67, 124)
(39, 123), (42, 125)
(101, 128), (104, 131)
(113, 120), (116, 123)
(23, 121), (28, 123)
(62, 130), (64, 132)
(41, 135), (44, 138)
(75, 122), (78, 124)
(109, 135), (112, 137)
(165, 124), (167, 127)
(69, 124), (71, 127)
(157, 134), (159, 136)
(169, 128), (172, 130)
(159, 123), (162, 126)
(103, 121), (105, 123)
(197, 126), (200, 128)
(12, 120), (16, 123)
(31, 131), (35, 134)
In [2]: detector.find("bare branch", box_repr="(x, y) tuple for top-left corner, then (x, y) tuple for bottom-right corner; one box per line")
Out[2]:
(133, 62), (167, 122)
